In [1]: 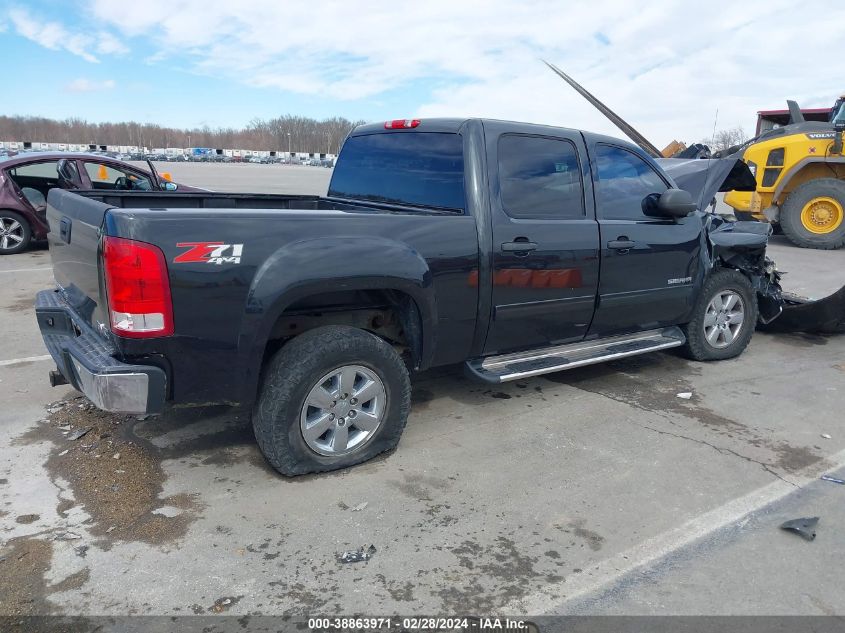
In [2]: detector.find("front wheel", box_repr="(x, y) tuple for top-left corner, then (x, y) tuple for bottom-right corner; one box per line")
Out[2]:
(252, 325), (411, 476)
(0, 211), (31, 255)
(681, 269), (757, 361)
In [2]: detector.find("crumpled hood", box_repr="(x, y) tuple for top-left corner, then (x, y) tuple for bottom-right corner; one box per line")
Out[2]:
(657, 156), (757, 211)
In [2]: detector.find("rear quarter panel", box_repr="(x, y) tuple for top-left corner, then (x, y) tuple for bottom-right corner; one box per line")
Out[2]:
(104, 208), (479, 406)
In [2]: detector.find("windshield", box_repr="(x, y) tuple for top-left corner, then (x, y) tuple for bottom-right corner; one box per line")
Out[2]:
(832, 99), (845, 126)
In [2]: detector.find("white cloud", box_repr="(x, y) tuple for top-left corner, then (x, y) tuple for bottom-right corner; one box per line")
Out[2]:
(95, 31), (129, 55)
(6, 7), (130, 63)
(64, 78), (116, 93)
(16, 0), (845, 144)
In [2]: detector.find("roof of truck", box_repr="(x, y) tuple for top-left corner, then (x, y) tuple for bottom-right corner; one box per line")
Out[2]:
(348, 117), (644, 154)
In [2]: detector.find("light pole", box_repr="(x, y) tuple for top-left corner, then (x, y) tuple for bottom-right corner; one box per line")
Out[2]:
(287, 132), (291, 160)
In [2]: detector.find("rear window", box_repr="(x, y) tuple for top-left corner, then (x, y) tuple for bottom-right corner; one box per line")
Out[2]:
(328, 132), (465, 212)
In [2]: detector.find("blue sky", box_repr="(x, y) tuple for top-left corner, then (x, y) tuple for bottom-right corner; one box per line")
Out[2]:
(2, 0), (844, 145)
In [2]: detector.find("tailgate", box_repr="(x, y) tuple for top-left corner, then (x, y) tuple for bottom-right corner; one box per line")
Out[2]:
(46, 188), (112, 331)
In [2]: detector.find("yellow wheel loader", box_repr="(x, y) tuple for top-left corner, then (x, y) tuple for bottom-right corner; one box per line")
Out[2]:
(724, 96), (845, 249)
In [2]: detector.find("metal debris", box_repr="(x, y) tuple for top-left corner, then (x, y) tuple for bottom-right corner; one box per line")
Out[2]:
(337, 545), (377, 563)
(780, 517), (819, 541)
(821, 475), (845, 485)
(53, 531), (82, 541)
(676, 392), (693, 400)
(66, 428), (90, 441)
(352, 502), (368, 512)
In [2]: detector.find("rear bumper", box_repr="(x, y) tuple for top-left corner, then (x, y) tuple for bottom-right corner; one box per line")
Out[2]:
(35, 289), (166, 414)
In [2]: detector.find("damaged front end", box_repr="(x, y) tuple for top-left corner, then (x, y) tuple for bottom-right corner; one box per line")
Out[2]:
(704, 215), (845, 334)
(704, 216), (784, 324)
(660, 157), (845, 335)
(542, 59), (845, 336)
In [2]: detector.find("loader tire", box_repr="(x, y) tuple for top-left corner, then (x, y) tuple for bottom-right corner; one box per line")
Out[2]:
(681, 269), (757, 361)
(252, 325), (411, 476)
(780, 179), (845, 250)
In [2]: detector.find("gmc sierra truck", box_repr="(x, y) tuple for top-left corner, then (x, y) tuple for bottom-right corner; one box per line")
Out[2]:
(36, 118), (784, 475)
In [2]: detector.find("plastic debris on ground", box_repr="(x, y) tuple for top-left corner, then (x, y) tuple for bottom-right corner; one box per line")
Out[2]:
(66, 428), (90, 441)
(676, 392), (693, 400)
(337, 545), (377, 563)
(779, 517), (819, 541)
(821, 475), (845, 485)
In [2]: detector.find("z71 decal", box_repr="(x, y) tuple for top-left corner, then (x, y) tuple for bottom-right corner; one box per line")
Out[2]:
(174, 242), (244, 265)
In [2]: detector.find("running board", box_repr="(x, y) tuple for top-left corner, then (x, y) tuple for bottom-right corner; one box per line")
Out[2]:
(466, 327), (686, 383)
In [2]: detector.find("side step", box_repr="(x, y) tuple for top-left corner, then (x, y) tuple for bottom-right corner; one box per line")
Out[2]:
(466, 327), (686, 383)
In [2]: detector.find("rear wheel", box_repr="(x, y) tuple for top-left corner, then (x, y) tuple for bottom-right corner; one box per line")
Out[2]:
(681, 269), (757, 361)
(252, 325), (411, 476)
(780, 179), (845, 249)
(0, 211), (31, 255)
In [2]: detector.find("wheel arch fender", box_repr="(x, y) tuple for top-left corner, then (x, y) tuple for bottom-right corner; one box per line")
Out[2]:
(236, 235), (436, 403)
(773, 157), (845, 203)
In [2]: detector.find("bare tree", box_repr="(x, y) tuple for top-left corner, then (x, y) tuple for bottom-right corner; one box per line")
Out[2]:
(699, 127), (749, 153)
(0, 114), (365, 153)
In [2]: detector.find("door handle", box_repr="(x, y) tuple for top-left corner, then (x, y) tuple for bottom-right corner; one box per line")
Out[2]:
(607, 239), (635, 251)
(502, 239), (538, 253)
(59, 217), (72, 243)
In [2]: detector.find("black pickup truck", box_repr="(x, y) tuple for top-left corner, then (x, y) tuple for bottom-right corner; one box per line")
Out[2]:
(36, 118), (785, 475)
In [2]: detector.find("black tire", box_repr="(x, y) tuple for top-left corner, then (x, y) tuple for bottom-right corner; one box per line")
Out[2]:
(681, 269), (757, 361)
(252, 325), (411, 476)
(779, 178), (845, 250)
(0, 210), (32, 255)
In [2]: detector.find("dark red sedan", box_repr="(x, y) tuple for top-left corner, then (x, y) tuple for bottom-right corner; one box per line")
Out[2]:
(0, 152), (198, 254)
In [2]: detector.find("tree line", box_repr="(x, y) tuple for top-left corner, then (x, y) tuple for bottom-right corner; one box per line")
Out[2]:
(0, 114), (366, 154)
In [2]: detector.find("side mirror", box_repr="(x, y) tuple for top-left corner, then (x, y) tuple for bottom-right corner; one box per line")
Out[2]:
(644, 188), (697, 218)
(162, 181), (178, 191)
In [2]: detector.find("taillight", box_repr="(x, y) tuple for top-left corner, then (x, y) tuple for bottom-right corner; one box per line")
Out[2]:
(384, 119), (420, 129)
(102, 236), (174, 338)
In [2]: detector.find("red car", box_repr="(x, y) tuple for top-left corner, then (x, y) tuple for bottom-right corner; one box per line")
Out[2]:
(0, 153), (197, 254)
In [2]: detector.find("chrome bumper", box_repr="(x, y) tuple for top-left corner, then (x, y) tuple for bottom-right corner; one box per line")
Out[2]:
(35, 289), (166, 414)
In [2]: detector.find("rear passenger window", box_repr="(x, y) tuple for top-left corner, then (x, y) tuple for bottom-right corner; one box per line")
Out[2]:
(594, 144), (668, 220)
(497, 135), (584, 219)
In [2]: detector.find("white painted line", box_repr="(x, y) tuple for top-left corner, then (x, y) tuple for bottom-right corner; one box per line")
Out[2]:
(0, 267), (53, 274)
(508, 445), (845, 614)
(0, 355), (52, 367)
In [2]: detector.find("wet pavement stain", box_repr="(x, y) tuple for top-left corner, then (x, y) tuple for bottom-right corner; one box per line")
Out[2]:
(375, 574), (417, 602)
(411, 388), (435, 409)
(0, 536), (54, 616)
(558, 519), (605, 552)
(543, 352), (823, 475)
(14, 397), (202, 545)
(0, 536), (91, 616)
(15, 514), (40, 524)
(436, 536), (547, 612)
(777, 333), (830, 347)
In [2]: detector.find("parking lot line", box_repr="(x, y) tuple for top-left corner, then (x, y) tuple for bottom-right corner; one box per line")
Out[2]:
(0, 267), (53, 274)
(511, 444), (845, 614)
(0, 354), (52, 367)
